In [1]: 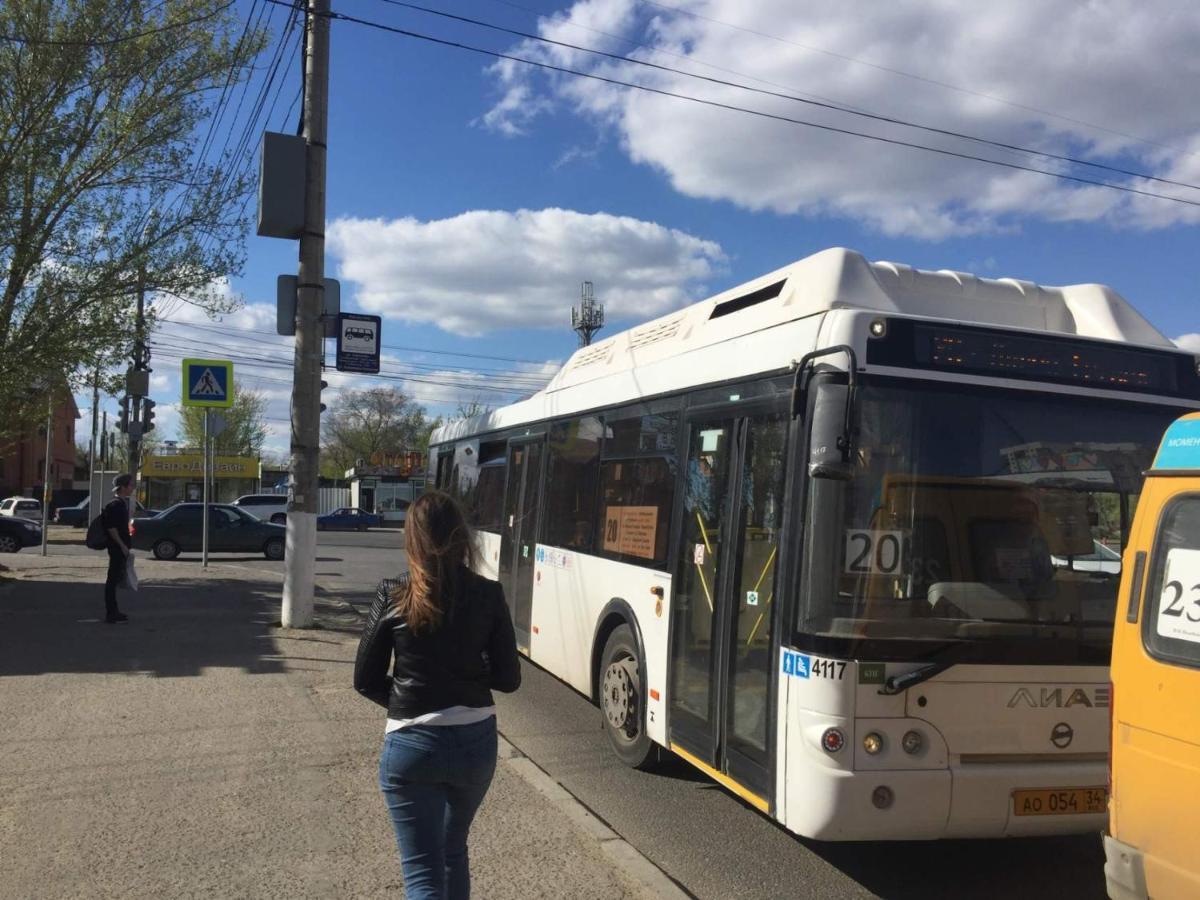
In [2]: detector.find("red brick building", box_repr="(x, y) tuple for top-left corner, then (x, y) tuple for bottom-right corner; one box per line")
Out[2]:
(0, 396), (80, 499)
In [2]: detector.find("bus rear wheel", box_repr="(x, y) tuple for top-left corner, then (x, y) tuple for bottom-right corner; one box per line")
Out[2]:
(599, 624), (658, 770)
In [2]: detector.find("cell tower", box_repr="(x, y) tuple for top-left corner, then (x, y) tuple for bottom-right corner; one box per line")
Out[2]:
(571, 281), (605, 347)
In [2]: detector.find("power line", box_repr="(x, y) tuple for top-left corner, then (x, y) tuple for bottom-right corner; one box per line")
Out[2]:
(478, 0), (872, 118)
(152, 324), (552, 385)
(373, 0), (1200, 192)
(158, 316), (554, 365)
(149, 335), (543, 394)
(635, 0), (1200, 162)
(263, 0), (1200, 209)
(150, 344), (529, 405)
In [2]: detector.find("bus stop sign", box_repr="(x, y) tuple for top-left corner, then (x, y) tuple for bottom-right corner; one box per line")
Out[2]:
(182, 358), (234, 408)
(336, 313), (381, 374)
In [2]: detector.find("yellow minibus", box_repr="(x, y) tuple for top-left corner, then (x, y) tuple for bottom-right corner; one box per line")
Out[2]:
(1106, 412), (1200, 900)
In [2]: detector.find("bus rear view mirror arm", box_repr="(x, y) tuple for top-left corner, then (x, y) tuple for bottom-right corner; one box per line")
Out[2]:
(792, 345), (859, 480)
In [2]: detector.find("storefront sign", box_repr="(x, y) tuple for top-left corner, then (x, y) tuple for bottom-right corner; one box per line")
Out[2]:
(143, 454), (259, 479)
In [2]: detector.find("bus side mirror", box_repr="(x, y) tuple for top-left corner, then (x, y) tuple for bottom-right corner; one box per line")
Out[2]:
(809, 384), (856, 481)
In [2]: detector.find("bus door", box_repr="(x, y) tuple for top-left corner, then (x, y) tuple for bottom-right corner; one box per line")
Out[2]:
(669, 401), (790, 803)
(499, 437), (544, 652)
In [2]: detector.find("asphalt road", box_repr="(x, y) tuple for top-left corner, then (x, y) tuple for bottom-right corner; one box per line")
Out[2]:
(312, 533), (1109, 900)
(40, 529), (1109, 899)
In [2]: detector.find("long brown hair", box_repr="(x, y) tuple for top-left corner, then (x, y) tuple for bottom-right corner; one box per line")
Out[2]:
(391, 490), (477, 632)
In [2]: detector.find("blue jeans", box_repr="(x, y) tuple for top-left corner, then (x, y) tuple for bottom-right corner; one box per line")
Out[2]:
(378, 718), (498, 900)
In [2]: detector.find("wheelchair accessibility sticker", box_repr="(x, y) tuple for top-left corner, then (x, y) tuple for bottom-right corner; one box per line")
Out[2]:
(781, 650), (811, 679)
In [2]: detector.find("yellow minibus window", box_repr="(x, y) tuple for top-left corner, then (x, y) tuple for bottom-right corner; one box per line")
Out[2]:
(1142, 494), (1200, 668)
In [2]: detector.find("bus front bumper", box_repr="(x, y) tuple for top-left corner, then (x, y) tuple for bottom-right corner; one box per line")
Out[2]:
(783, 760), (1109, 840)
(1103, 834), (1148, 900)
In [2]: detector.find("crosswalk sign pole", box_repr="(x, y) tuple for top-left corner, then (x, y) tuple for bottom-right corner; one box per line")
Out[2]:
(202, 409), (210, 569)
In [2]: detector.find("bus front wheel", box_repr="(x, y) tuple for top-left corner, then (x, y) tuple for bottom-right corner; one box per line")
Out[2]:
(599, 624), (658, 770)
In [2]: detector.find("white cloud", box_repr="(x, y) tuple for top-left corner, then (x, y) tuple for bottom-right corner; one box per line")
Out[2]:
(328, 208), (725, 336)
(482, 0), (1200, 238)
(1175, 334), (1200, 353)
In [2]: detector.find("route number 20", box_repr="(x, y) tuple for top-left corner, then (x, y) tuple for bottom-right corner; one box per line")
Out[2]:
(844, 530), (905, 575)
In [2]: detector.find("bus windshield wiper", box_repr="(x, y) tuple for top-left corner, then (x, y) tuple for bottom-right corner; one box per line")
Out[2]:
(878, 661), (953, 695)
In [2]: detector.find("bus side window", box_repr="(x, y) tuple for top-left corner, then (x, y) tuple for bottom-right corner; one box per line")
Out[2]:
(595, 457), (675, 568)
(543, 417), (601, 552)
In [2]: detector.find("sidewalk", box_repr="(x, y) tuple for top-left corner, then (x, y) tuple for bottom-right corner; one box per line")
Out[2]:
(0, 553), (668, 899)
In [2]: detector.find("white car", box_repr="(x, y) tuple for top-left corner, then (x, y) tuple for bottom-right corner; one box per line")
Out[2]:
(0, 497), (42, 521)
(231, 493), (289, 524)
(1051, 539), (1122, 575)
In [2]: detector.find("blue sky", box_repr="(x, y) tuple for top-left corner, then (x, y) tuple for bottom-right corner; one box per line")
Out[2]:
(86, 0), (1200, 455)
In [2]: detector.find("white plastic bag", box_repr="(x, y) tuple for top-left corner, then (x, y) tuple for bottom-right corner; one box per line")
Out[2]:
(121, 554), (139, 592)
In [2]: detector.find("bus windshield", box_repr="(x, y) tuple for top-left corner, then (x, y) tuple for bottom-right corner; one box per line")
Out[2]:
(798, 377), (1185, 661)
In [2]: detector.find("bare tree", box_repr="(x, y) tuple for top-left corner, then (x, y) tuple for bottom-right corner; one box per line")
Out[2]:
(322, 387), (432, 474)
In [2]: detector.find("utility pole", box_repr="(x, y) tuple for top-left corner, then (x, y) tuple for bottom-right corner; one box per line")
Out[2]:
(87, 371), (99, 509)
(282, 0), (330, 629)
(571, 280), (605, 347)
(40, 392), (52, 556)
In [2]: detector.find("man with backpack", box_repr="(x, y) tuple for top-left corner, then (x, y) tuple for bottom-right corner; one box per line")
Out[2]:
(101, 474), (134, 624)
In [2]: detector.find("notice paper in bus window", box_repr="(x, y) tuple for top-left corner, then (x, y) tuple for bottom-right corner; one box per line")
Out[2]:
(604, 506), (658, 560)
(1155, 548), (1200, 645)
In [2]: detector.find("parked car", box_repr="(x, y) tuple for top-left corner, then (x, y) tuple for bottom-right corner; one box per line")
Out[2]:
(130, 503), (286, 560)
(0, 515), (41, 553)
(317, 507), (383, 531)
(231, 493), (289, 524)
(0, 497), (42, 521)
(54, 497), (159, 528)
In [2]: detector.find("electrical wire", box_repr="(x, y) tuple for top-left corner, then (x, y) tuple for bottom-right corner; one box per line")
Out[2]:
(635, 0), (1200, 162)
(158, 316), (554, 365)
(152, 323), (553, 385)
(259, 0), (1200, 209)
(373, 0), (1200, 192)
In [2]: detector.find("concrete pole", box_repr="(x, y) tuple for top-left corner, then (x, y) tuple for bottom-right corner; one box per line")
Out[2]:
(282, 0), (330, 628)
(202, 409), (210, 569)
(87, 371), (99, 510)
(40, 393), (52, 556)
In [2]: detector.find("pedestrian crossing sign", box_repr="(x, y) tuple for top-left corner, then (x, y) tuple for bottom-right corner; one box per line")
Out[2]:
(182, 358), (234, 408)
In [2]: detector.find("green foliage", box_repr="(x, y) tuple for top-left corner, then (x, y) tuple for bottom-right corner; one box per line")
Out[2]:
(0, 0), (266, 437)
(321, 387), (432, 474)
(177, 380), (268, 456)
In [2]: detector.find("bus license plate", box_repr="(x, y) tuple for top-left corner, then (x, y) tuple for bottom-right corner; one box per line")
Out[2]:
(1012, 787), (1107, 817)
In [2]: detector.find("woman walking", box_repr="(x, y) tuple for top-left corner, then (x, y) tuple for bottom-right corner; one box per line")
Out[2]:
(354, 491), (521, 900)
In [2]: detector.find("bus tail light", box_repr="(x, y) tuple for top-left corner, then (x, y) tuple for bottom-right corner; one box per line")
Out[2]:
(862, 732), (884, 755)
(821, 727), (846, 754)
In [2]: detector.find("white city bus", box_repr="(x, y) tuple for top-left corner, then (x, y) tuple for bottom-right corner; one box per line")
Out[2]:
(429, 248), (1200, 840)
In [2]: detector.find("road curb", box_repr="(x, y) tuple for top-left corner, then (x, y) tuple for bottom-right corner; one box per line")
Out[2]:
(497, 735), (691, 900)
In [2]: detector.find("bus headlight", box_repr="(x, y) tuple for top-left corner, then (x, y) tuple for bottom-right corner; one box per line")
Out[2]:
(821, 727), (846, 753)
(862, 732), (884, 755)
(902, 730), (923, 755)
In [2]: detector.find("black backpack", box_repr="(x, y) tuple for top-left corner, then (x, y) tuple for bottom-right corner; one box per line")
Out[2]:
(85, 514), (108, 550)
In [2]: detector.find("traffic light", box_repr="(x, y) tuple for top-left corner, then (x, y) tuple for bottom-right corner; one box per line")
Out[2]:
(319, 379), (328, 414)
(143, 398), (156, 433)
(118, 395), (130, 433)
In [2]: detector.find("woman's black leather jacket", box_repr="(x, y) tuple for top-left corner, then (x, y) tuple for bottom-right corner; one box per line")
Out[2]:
(353, 568), (521, 719)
